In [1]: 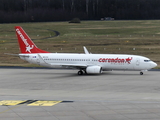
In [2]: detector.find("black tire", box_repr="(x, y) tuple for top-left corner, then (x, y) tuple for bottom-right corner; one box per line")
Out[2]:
(78, 71), (83, 75)
(140, 72), (143, 75)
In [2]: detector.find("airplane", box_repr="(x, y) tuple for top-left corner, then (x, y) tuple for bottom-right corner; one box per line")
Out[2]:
(13, 26), (157, 75)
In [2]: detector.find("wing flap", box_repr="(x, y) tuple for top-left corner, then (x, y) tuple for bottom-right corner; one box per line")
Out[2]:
(49, 63), (87, 68)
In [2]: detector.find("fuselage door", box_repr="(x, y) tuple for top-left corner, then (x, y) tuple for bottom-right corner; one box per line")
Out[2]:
(136, 58), (140, 66)
(37, 59), (40, 65)
(134, 57), (141, 70)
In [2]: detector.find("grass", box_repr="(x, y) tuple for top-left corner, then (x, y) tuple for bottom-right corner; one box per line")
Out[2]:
(0, 20), (160, 68)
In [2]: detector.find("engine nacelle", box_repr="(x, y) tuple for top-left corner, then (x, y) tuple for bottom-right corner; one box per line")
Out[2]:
(86, 66), (102, 74)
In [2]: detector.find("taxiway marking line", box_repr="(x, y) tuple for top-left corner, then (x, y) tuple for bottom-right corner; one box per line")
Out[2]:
(0, 105), (24, 114)
(0, 100), (64, 106)
(27, 101), (62, 106)
(0, 100), (26, 106)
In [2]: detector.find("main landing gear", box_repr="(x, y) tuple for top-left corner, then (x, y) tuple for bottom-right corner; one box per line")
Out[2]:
(140, 71), (143, 75)
(78, 70), (83, 75)
(77, 69), (86, 75)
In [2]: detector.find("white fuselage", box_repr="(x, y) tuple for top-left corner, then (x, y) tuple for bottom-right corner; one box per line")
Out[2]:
(19, 53), (157, 71)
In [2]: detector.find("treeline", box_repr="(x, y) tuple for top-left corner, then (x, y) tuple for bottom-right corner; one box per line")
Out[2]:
(1, 0), (160, 23)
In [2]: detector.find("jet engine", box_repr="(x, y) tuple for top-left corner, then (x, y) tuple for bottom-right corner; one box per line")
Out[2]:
(86, 66), (102, 74)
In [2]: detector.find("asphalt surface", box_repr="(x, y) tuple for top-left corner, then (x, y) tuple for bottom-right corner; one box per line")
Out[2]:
(0, 69), (160, 120)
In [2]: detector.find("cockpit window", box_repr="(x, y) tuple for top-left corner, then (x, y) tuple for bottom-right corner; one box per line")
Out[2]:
(144, 60), (151, 62)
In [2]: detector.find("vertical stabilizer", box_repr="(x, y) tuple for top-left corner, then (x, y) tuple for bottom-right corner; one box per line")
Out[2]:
(15, 26), (49, 53)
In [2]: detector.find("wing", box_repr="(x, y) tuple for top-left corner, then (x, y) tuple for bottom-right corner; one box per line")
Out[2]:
(49, 63), (87, 69)
(38, 54), (87, 69)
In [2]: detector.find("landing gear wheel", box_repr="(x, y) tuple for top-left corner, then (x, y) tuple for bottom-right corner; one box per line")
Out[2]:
(140, 72), (143, 75)
(78, 71), (83, 75)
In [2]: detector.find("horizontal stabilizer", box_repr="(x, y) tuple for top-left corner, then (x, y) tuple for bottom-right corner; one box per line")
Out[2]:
(5, 53), (30, 57)
(4, 53), (19, 56)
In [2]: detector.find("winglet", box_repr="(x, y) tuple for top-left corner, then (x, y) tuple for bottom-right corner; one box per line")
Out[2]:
(15, 26), (49, 54)
(83, 46), (89, 54)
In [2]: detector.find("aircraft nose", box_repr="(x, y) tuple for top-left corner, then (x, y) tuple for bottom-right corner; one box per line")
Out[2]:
(151, 62), (157, 68)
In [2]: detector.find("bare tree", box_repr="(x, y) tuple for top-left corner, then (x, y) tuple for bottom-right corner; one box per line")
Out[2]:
(71, 0), (75, 12)
(86, 0), (89, 15)
(62, 0), (65, 10)
(92, 0), (95, 15)
(24, 0), (27, 11)
(96, 0), (99, 15)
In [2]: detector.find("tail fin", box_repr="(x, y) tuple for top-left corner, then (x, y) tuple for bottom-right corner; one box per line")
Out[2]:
(15, 26), (49, 54)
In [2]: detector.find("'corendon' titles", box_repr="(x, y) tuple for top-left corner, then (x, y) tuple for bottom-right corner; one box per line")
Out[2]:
(16, 28), (34, 53)
(16, 28), (29, 47)
(99, 57), (133, 64)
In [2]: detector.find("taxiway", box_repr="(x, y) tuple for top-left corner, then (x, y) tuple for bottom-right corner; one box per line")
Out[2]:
(0, 68), (160, 120)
